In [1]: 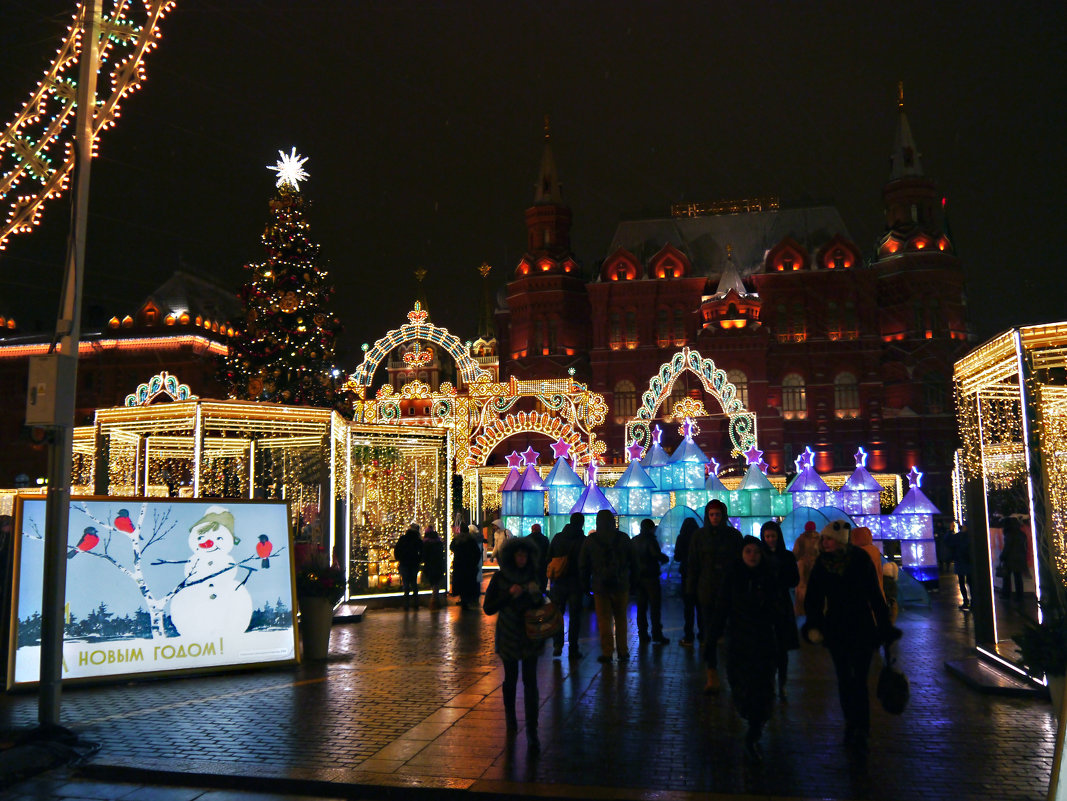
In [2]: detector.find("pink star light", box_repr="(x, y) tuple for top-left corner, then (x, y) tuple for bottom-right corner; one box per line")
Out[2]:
(744, 445), (763, 465)
(651, 425), (663, 446)
(854, 447), (868, 468)
(626, 441), (644, 462)
(708, 457), (720, 477)
(586, 461), (598, 484)
(505, 451), (523, 468)
(681, 417), (695, 439)
(907, 466), (923, 489)
(550, 438), (572, 460)
(521, 446), (539, 466)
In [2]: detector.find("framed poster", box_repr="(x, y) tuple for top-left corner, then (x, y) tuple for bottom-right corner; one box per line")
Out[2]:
(8, 497), (298, 687)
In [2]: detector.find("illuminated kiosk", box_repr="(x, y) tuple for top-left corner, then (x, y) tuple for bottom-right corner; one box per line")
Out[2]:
(73, 398), (450, 600)
(954, 322), (1067, 680)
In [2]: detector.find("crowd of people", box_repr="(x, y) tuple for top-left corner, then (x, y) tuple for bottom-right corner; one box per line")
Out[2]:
(394, 501), (903, 760)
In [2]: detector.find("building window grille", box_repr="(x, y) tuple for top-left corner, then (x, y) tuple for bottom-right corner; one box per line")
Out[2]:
(673, 308), (686, 346)
(782, 374), (806, 420)
(834, 372), (860, 419)
(609, 312), (622, 350)
(656, 309), (670, 347)
(614, 380), (637, 424)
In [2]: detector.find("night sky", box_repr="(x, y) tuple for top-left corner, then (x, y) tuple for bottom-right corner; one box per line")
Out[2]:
(2, 1), (1065, 369)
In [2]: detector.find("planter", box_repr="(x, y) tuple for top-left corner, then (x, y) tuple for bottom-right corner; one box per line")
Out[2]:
(298, 596), (335, 660)
(1049, 674), (1065, 718)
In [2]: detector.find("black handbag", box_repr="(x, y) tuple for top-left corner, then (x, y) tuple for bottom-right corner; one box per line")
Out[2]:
(876, 641), (909, 715)
(524, 599), (564, 639)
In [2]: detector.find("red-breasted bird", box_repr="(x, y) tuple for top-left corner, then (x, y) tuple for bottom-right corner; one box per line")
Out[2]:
(114, 508), (135, 533)
(68, 527), (100, 559)
(256, 534), (272, 568)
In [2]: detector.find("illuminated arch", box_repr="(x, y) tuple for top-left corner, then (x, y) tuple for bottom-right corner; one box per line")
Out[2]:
(625, 346), (757, 457)
(124, 371), (196, 407)
(469, 411), (588, 468)
(350, 302), (490, 387)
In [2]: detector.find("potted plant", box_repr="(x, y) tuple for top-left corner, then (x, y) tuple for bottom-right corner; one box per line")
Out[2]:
(1014, 611), (1067, 715)
(296, 562), (345, 660)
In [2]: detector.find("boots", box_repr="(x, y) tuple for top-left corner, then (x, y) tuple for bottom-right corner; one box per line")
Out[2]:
(526, 725), (540, 754)
(704, 668), (721, 695)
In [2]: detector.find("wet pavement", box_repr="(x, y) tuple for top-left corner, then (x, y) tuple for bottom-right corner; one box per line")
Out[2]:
(0, 576), (1057, 801)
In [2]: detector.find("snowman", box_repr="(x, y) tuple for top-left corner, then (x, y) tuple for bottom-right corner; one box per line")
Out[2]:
(169, 506), (253, 641)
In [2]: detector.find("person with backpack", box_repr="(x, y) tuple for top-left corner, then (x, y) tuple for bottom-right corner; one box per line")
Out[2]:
(548, 512), (586, 660)
(393, 523), (424, 609)
(632, 518), (670, 645)
(580, 509), (633, 663)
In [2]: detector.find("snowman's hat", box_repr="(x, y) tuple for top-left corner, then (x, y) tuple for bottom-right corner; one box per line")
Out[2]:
(190, 506), (239, 545)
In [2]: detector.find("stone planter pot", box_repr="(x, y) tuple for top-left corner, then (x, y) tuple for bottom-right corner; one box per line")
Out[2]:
(1049, 674), (1065, 718)
(298, 596), (335, 660)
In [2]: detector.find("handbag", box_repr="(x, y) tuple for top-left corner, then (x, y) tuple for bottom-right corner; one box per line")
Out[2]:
(524, 599), (564, 639)
(876, 640), (909, 715)
(546, 555), (569, 581)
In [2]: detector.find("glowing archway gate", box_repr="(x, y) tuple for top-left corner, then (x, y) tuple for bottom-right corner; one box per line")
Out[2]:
(470, 411), (587, 467)
(626, 346), (757, 457)
(0, 1), (175, 249)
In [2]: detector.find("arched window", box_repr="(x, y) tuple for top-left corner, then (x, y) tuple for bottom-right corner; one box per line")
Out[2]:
(609, 312), (622, 350)
(834, 372), (860, 419)
(924, 372), (947, 414)
(782, 374), (806, 420)
(673, 308), (686, 346)
(726, 369), (748, 408)
(656, 308), (670, 347)
(625, 311), (638, 349)
(614, 380), (637, 424)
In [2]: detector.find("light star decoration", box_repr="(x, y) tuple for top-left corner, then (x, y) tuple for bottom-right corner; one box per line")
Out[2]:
(267, 147), (310, 190)
(521, 446), (539, 467)
(625, 442), (644, 462)
(651, 425), (664, 446)
(854, 447), (868, 468)
(680, 417), (695, 439)
(744, 445), (764, 465)
(505, 451), (523, 469)
(707, 457), (720, 477)
(758, 460), (769, 474)
(550, 438), (572, 460)
(794, 446), (815, 472)
(586, 461), (598, 485)
(906, 466), (923, 490)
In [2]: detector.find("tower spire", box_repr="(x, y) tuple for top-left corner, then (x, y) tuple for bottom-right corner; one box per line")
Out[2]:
(889, 80), (924, 180)
(534, 114), (563, 204)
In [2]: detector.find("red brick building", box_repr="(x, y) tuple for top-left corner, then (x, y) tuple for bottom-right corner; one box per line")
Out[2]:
(497, 104), (971, 511)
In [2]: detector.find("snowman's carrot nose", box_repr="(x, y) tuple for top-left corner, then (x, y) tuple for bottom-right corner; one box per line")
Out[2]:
(199, 539), (214, 549)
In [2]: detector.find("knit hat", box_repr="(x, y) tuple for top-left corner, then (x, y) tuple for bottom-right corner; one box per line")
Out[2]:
(803, 520), (818, 533)
(190, 505), (238, 544)
(820, 519), (852, 547)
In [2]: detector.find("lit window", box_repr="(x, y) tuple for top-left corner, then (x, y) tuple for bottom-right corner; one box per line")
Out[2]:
(625, 311), (638, 349)
(673, 308), (686, 346)
(614, 380), (637, 424)
(834, 373), (859, 419)
(656, 309), (670, 347)
(726, 369), (748, 408)
(609, 312), (622, 350)
(826, 301), (841, 340)
(782, 374), (806, 420)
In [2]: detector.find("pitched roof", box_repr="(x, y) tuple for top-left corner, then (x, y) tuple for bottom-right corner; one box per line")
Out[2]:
(139, 270), (242, 323)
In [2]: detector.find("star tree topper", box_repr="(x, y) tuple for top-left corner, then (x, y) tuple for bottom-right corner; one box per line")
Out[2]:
(505, 451), (523, 469)
(626, 441), (644, 462)
(550, 438), (572, 460)
(795, 446), (815, 472)
(906, 466), (923, 490)
(268, 147), (310, 190)
(854, 447), (868, 468)
(521, 446), (540, 467)
(744, 445), (764, 465)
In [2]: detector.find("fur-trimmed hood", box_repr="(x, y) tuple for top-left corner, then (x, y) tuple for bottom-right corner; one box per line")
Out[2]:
(496, 535), (540, 584)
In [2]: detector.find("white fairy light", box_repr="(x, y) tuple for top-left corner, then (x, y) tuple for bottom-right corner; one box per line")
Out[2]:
(267, 147), (310, 190)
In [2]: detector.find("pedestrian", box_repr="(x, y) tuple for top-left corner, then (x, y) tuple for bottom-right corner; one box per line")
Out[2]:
(393, 523), (423, 609)
(687, 499), (743, 693)
(673, 517), (703, 646)
(850, 527), (885, 598)
(579, 508), (633, 663)
(999, 517), (1027, 603)
(482, 536), (546, 754)
(421, 524), (446, 610)
(944, 524), (973, 610)
(450, 524), (483, 609)
(793, 520), (819, 616)
(548, 512), (586, 660)
(633, 518), (670, 645)
(491, 521), (510, 563)
(760, 520), (799, 700)
(802, 519), (899, 755)
(708, 535), (781, 761)
(526, 523), (550, 592)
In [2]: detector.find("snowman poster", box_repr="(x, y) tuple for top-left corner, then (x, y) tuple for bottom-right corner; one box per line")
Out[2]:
(9, 498), (299, 686)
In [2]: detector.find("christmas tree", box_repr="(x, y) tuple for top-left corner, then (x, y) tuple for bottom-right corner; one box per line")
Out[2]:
(224, 149), (342, 407)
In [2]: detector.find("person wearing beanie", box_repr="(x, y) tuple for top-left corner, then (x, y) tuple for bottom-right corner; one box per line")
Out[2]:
(393, 523), (424, 609)
(526, 523), (550, 592)
(450, 523), (483, 610)
(687, 499), (743, 693)
(760, 520), (799, 700)
(483, 536), (547, 754)
(708, 534), (781, 761)
(632, 518), (670, 645)
(579, 509), (634, 663)
(792, 519), (820, 616)
(548, 512), (586, 660)
(802, 519), (899, 756)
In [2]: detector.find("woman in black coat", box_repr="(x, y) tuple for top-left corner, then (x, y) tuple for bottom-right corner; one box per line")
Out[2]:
(708, 535), (780, 761)
(760, 520), (799, 700)
(421, 527), (447, 609)
(483, 536), (546, 754)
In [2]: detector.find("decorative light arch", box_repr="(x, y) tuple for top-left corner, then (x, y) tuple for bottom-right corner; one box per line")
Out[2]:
(469, 411), (587, 467)
(625, 346), (757, 457)
(349, 302), (490, 387)
(124, 371), (196, 407)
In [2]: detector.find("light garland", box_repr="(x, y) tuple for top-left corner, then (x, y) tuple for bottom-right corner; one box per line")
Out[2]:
(124, 370), (196, 406)
(1, 1), (174, 249)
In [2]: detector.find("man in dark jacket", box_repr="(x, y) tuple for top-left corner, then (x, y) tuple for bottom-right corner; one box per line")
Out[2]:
(673, 517), (702, 646)
(526, 523), (550, 592)
(580, 509), (633, 663)
(394, 524), (424, 609)
(633, 518), (670, 645)
(687, 499), (743, 692)
(549, 513), (586, 660)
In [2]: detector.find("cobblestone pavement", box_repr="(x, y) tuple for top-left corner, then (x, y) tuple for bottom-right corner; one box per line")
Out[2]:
(0, 576), (1057, 801)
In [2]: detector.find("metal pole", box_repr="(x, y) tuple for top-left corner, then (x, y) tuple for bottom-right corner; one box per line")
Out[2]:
(39, 0), (100, 727)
